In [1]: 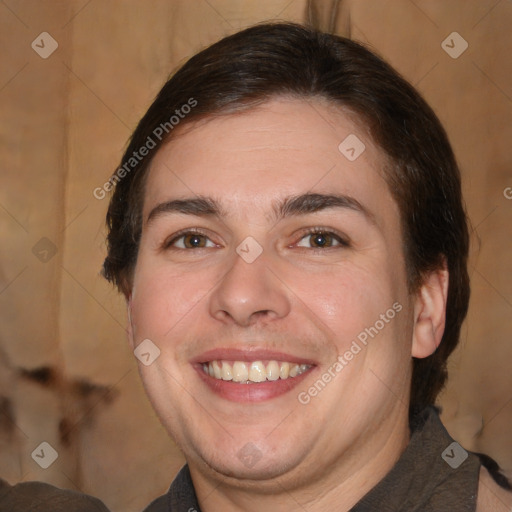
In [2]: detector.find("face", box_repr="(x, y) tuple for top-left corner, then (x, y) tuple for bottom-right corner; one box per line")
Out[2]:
(128, 97), (418, 489)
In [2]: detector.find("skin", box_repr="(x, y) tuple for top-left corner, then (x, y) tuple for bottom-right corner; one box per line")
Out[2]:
(127, 97), (449, 511)
(477, 467), (512, 511)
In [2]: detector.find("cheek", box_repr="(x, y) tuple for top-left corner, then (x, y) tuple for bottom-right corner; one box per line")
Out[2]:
(130, 258), (216, 340)
(287, 261), (411, 378)
(290, 261), (399, 332)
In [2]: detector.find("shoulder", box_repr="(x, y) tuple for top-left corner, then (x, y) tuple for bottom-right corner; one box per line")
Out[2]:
(0, 478), (110, 512)
(141, 494), (168, 512)
(476, 466), (512, 512)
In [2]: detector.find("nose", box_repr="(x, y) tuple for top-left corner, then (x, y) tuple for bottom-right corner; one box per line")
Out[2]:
(208, 247), (291, 327)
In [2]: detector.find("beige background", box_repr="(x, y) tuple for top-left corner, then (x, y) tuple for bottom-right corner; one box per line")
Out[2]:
(0, 1), (511, 511)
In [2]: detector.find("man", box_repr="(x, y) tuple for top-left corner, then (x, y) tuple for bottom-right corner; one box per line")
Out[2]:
(2, 22), (510, 512)
(102, 22), (511, 511)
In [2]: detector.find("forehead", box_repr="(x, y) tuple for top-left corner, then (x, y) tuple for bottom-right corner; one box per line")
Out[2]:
(143, 97), (396, 224)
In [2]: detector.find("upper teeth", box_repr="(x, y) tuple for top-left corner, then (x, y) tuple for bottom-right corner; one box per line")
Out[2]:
(202, 360), (311, 383)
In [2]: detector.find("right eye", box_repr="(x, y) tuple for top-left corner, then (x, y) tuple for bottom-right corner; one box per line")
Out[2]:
(165, 231), (217, 249)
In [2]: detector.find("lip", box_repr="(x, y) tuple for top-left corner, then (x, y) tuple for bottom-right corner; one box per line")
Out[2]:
(195, 365), (314, 402)
(191, 348), (317, 366)
(191, 348), (317, 403)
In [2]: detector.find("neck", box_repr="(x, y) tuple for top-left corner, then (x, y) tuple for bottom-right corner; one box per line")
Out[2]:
(189, 403), (410, 512)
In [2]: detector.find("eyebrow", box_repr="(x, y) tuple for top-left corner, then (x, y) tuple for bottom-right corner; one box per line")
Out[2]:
(146, 197), (224, 224)
(146, 193), (374, 225)
(276, 193), (374, 223)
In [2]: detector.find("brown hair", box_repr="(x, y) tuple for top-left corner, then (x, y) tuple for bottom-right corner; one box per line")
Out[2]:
(103, 22), (470, 419)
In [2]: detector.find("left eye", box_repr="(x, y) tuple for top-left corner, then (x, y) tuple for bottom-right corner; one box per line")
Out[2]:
(169, 233), (216, 249)
(296, 231), (346, 248)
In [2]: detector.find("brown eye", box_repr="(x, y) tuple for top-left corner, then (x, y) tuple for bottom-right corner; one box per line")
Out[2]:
(166, 232), (216, 249)
(183, 234), (207, 248)
(310, 232), (333, 247)
(297, 231), (346, 249)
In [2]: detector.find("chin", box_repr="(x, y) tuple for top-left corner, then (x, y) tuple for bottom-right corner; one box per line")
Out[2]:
(189, 433), (311, 485)
(205, 454), (301, 484)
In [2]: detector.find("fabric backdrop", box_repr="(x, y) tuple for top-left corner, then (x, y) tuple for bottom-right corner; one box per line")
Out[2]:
(0, 1), (511, 511)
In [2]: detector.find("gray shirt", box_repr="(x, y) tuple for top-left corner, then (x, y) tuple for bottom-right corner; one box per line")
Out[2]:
(142, 406), (482, 511)
(0, 407), (494, 511)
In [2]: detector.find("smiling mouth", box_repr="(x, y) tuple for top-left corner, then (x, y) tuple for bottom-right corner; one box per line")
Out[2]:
(202, 360), (312, 384)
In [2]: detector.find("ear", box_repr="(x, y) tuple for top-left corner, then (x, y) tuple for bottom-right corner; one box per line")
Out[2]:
(411, 266), (449, 358)
(126, 293), (136, 350)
